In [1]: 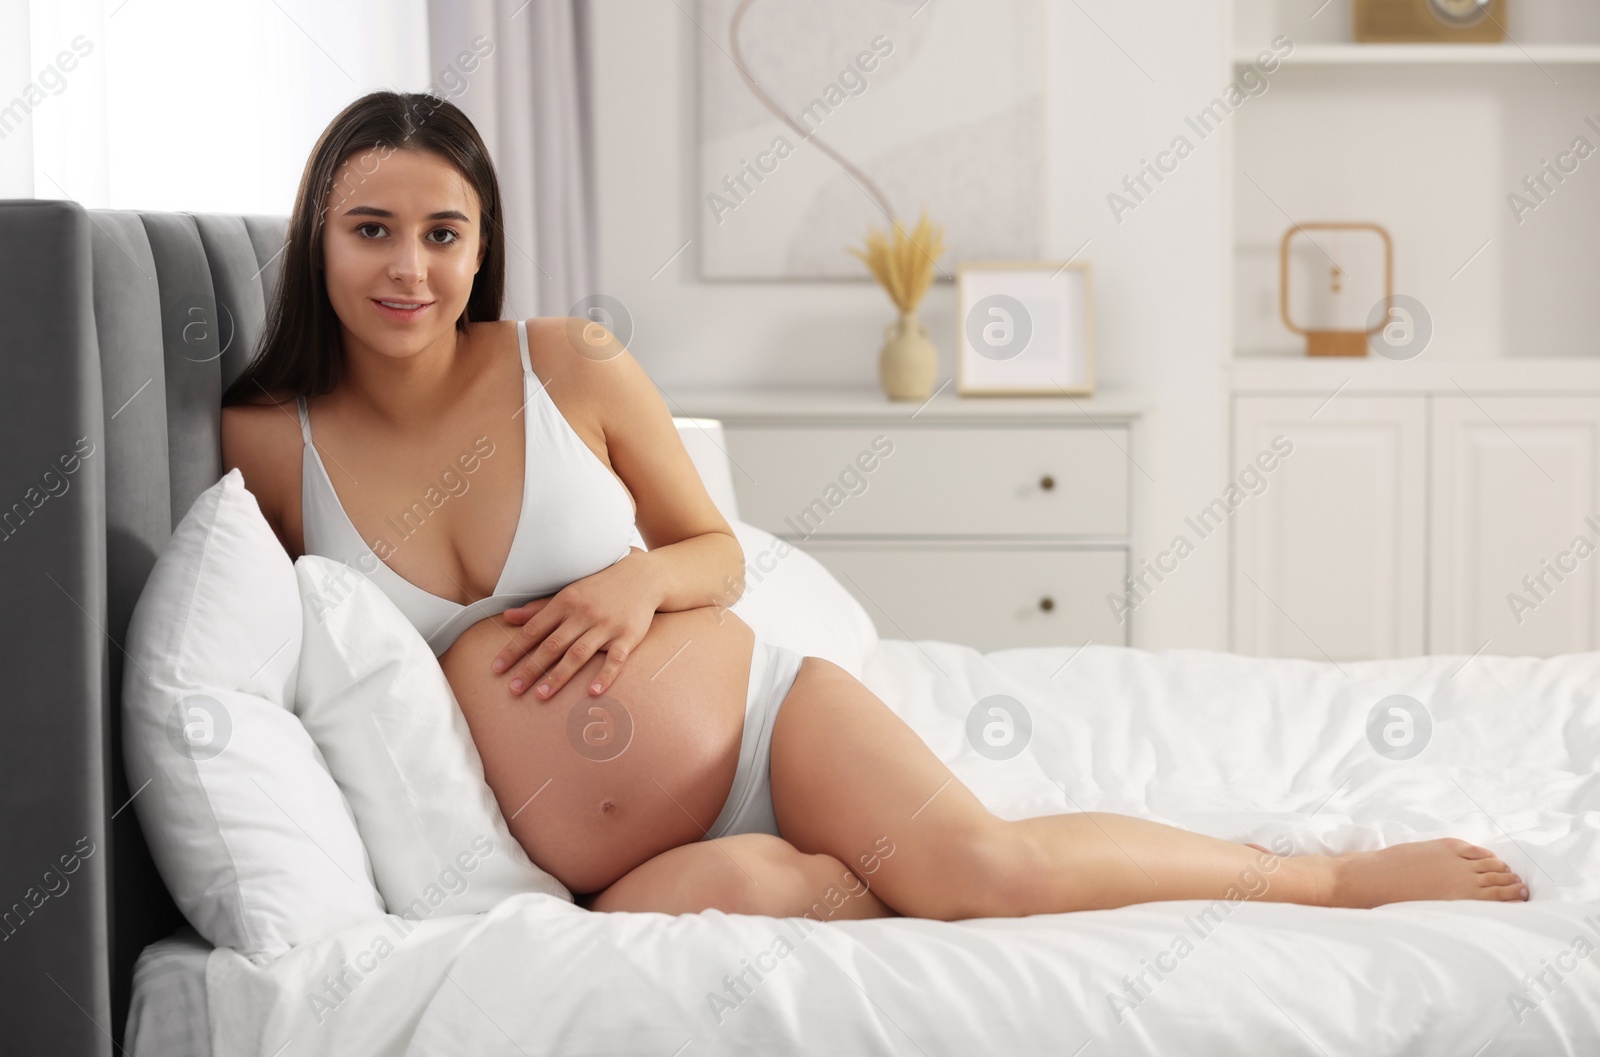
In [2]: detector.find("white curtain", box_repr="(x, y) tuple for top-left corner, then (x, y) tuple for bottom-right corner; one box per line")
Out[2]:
(6, 0), (431, 212)
(427, 0), (599, 320)
(2, 0), (598, 319)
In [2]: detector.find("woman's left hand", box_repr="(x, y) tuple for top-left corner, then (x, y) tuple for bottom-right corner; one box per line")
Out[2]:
(491, 547), (658, 699)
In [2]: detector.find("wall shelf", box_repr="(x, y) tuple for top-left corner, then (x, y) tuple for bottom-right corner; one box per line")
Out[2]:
(1227, 356), (1600, 393)
(1234, 43), (1600, 65)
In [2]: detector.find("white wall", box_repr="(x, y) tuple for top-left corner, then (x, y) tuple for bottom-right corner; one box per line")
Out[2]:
(576, 0), (1229, 649)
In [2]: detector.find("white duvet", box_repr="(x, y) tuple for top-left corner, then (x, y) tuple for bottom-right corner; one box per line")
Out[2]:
(206, 639), (1600, 1056)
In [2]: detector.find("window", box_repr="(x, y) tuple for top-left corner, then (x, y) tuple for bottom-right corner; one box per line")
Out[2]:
(9, 0), (429, 212)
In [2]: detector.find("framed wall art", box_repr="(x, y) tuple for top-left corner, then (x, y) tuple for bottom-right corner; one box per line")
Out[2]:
(696, 0), (1046, 279)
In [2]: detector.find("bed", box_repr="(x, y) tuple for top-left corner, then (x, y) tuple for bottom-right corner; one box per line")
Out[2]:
(3, 198), (1597, 1056)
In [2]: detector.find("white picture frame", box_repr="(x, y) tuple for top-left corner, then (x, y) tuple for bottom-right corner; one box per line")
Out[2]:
(956, 261), (1095, 396)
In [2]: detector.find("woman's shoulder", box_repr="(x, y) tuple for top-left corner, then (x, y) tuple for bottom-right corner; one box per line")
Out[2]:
(222, 386), (300, 434)
(466, 316), (592, 385)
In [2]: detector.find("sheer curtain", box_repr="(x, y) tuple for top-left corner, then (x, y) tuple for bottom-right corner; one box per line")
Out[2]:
(426, 0), (600, 320)
(3, 0), (599, 317)
(11, 0), (430, 213)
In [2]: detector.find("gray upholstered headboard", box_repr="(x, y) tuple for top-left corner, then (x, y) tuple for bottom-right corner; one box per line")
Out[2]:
(0, 198), (288, 1054)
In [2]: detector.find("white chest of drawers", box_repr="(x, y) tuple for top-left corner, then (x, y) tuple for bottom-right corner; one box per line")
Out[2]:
(671, 387), (1145, 651)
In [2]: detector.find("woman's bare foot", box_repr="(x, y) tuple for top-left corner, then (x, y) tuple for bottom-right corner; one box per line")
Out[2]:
(1315, 838), (1529, 908)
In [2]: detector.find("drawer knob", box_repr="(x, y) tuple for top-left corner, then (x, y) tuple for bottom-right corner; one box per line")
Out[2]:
(1038, 596), (1054, 612)
(1039, 474), (1055, 491)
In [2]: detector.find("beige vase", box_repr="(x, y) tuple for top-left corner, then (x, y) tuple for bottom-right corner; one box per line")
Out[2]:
(877, 309), (937, 401)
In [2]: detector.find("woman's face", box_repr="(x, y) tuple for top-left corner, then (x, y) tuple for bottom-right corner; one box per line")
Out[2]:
(320, 146), (485, 356)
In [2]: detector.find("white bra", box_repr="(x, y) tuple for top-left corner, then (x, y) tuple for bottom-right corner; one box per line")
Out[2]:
(297, 318), (637, 656)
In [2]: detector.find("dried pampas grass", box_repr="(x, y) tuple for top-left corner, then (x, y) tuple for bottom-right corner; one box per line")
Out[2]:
(847, 209), (946, 314)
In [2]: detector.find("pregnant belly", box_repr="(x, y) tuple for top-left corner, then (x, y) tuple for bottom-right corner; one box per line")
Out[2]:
(439, 605), (756, 894)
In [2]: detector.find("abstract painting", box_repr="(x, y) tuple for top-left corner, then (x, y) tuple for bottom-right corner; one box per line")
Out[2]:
(696, 0), (1046, 279)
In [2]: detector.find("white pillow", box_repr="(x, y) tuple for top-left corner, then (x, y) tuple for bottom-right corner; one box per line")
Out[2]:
(726, 519), (880, 679)
(121, 469), (385, 964)
(293, 555), (573, 916)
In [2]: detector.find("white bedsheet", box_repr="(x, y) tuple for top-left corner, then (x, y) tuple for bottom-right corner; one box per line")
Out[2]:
(127, 927), (212, 1057)
(204, 639), (1600, 1056)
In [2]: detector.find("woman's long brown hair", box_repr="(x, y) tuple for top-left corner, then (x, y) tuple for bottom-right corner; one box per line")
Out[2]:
(221, 90), (506, 408)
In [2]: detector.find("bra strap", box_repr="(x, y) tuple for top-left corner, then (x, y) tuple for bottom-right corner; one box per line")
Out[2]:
(516, 318), (532, 374)
(295, 395), (312, 445)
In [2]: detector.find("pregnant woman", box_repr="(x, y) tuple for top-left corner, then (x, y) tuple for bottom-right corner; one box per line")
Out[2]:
(223, 91), (1528, 922)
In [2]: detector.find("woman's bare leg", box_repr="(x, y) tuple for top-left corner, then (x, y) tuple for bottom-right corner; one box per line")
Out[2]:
(578, 832), (898, 919)
(768, 657), (1529, 920)
(1005, 813), (1527, 911)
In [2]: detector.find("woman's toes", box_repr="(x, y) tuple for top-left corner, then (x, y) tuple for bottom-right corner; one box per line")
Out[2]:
(1474, 858), (1510, 874)
(1454, 840), (1496, 859)
(1478, 870), (1520, 888)
(1487, 881), (1530, 901)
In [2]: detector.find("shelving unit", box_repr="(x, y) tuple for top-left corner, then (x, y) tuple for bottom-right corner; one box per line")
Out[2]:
(1222, 1), (1600, 660)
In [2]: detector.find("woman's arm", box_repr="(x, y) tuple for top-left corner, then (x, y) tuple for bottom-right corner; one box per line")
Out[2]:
(220, 399), (297, 557)
(631, 532), (745, 614)
(560, 317), (746, 614)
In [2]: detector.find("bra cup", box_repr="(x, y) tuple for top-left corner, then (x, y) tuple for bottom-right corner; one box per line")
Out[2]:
(298, 323), (637, 657)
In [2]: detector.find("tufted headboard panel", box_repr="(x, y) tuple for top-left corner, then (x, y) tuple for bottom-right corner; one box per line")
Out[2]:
(0, 198), (291, 1054)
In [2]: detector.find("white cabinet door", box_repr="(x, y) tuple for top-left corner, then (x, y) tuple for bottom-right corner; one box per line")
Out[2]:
(1430, 396), (1600, 656)
(1231, 396), (1427, 660)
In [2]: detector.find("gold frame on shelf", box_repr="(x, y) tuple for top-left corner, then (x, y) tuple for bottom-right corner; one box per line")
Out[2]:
(956, 260), (1096, 397)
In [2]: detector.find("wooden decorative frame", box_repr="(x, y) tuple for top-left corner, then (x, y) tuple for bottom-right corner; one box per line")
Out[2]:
(1279, 222), (1394, 358)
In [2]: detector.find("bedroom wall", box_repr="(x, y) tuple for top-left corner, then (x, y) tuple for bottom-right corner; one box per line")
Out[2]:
(589, 0), (1231, 652)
